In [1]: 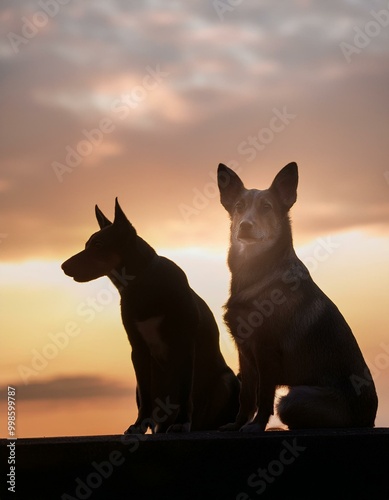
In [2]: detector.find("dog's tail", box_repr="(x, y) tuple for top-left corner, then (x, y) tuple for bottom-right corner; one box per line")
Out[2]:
(277, 386), (353, 429)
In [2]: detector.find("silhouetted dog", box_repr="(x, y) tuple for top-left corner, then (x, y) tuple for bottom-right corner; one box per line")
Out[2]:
(62, 199), (239, 433)
(217, 162), (378, 431)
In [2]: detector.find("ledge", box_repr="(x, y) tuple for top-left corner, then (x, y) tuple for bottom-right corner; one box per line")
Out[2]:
(1, 429), (389, 499)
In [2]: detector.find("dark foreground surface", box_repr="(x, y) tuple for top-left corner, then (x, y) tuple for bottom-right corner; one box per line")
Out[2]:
(1, 428), (389, 500)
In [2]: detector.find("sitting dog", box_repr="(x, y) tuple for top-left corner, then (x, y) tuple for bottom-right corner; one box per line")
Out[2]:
(62, 198), (239, 433)
(217, 162), (378, 431)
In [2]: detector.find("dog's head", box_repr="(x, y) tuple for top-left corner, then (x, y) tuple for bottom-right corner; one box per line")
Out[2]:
(61, 198), (136, 282)
(217, 162), (298, 255)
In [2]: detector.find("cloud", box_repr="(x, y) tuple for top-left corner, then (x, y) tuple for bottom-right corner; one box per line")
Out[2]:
(1, 1), (389, 260)
(0, 375), (134, 401)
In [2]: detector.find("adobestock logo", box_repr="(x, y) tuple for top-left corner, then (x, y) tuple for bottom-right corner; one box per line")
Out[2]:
(178, 106), (296, 223)
(178, 161), (242, 223)
(7, 0), (73, 54)
(234, 236), (340, 344)
(237, 107), (296, 163)
(350, 342), (389, 396)
(17, 279), (125, 384)
(17, 265), (137, 384)
(51, 65), (170, 183)
(61, 396), (180, 499)
(51, 119), (116, 182)
(339, 6), (389, 63)
(237, 439), (306, 499)
(213, 0), (245, 22)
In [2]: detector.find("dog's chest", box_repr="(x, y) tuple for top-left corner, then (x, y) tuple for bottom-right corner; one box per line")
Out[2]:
(135, 316), (167, 362)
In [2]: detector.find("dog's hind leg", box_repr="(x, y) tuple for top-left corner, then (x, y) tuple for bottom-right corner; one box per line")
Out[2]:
(277, 386), (353, 429)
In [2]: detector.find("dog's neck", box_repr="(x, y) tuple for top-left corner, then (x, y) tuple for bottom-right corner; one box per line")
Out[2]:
(108, 236), (158, 292)
(228, 220), (295, 296)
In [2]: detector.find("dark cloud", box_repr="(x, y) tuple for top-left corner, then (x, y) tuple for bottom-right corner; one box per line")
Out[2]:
(0, 375), (134, 401)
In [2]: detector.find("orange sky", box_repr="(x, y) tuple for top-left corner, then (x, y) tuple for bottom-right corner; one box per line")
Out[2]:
(1, 1), (389, 437)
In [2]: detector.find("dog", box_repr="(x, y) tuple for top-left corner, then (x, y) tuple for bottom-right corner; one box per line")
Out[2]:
(62, 198), (239, 433)
(217, 162), (378, 431)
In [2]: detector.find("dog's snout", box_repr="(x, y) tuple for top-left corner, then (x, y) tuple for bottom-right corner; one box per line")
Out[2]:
(239, 220), (253, 232)
(61, 259), (72, 276)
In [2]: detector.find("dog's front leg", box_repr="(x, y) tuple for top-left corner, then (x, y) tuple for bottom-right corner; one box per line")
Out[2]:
(124, 346), (153, 434)
(219, 347), (257, 431)
(152, 336), (195, 433)
(240, 380), (275, 433)
(240, 348), (279, 433)
(165, 342), (195, 433)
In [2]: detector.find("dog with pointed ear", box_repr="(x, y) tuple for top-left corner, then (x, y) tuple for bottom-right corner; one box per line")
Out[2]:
(62, 197), (240, 434)
(217, 162), (299, 268)
(218, 162), (298, 214)
(95, 198), (137, 238)
(95, 204), (112, 228)
(217, 161), (377, 433)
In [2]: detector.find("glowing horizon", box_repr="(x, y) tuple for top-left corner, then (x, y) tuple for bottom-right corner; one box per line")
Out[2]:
(1, 229), (389, 436)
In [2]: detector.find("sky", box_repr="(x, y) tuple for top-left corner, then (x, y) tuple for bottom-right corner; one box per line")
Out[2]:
(0, 0), (389, 437)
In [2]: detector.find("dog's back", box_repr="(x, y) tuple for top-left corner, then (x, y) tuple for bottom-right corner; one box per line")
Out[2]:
(218, 162), (378, 431)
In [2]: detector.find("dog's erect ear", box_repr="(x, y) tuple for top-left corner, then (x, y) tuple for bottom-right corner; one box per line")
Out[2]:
(270, 162), (298, 210)
(95, 205), (112, 229)
(114, 197), (131, 226)
(217, 163), (245, 213)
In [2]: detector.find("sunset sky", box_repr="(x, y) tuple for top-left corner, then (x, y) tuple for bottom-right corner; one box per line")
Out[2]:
(1, 1), (389, 437)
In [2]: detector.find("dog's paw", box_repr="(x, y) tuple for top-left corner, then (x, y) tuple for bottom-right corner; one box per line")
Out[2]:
(124, 424), (146, 435)
(166, 422), (191, 433)
(218, 422), (242, 432)
(240, 422), (264, 433)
